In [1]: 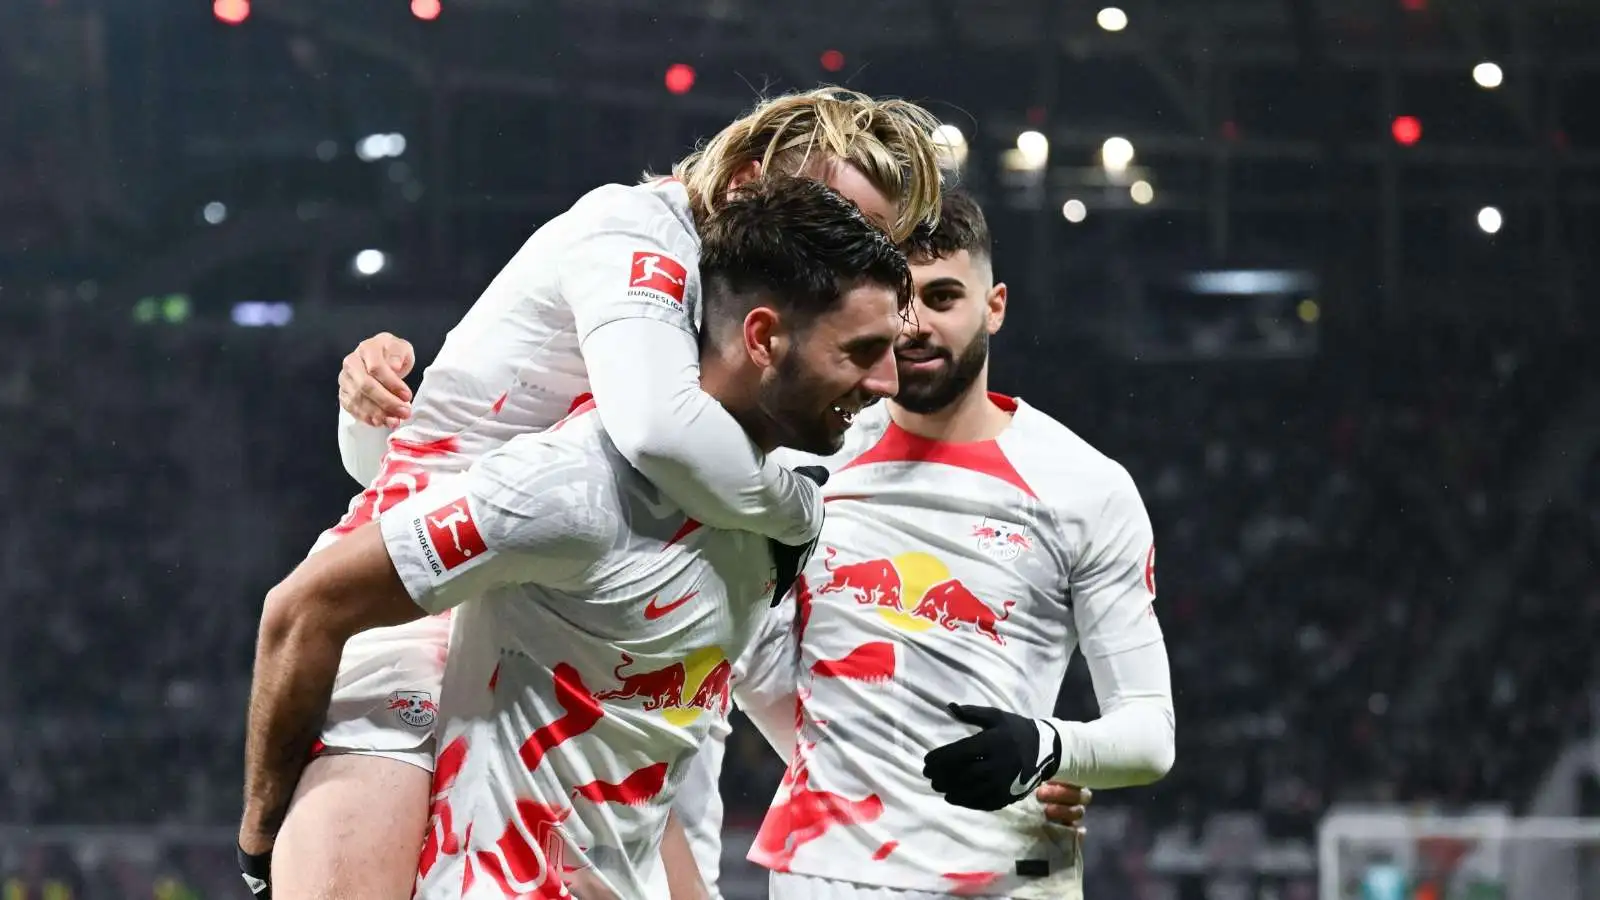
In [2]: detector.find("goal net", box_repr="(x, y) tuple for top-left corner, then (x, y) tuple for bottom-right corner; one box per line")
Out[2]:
(1318, 808), (1600, 900)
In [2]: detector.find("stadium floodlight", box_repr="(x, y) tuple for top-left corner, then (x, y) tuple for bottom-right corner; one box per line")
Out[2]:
(203, 201), (228, 225)
(1015, 130), (1050, 170)
(1061, 199), (1087, 223)
(932, 124), (969, 167)
(356, 134), (407, 162)
(1130, 180), (1154, 205)
(1473, 62), (1504, 89)
(1096, 7), (1128, 31)
(1477, 206), (1503, 234)
(353, 249), (387, 277)
(1101, 136), (1135, 174)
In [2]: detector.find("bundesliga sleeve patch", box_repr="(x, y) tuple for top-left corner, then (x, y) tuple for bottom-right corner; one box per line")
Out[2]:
(417, 497), (488, 574)
(628, 251), (688, 307)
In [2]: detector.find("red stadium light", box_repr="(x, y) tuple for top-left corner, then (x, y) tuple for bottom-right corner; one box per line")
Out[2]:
(411, 0), (441, 20)
(820, 49), (846, 72)
(213, 0), (249, 25)
(664, 63), (696, 95)
(1391, 115), (1422, 146)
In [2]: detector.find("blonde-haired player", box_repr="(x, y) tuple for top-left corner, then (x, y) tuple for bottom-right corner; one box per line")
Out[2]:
(238, 88), (945, 899)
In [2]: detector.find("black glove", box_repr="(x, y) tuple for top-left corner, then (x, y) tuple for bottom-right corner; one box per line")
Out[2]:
(923, 703), (1063, 811)
(238, 844), (272, 898)
(768, 466), (829, 607)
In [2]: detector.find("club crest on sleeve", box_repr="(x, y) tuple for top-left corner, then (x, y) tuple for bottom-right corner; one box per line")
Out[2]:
(972, 518), (1032, 562)
(1143, 543), (1157, 595)
(418, 498), (487, 573)
(628, 251), (688, 308)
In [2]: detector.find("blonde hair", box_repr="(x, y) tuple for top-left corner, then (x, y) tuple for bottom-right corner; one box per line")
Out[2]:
(668, 86), (945, 243)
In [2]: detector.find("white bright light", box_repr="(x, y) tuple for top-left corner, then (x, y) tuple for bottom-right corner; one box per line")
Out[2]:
(356, 133), (407, 162)
(1473, 62), (1504, 89)
(1096, 7), (1128, 31)
(354, 249), (387, 276)
(933, 124), (966, 149)
(1015, 130), (1050, 170)
(1062, 199), (1088, 223)
(1101, 136), (1135, 173)
(1477, 206), (1503, 234)
(202, 201), (228, 225)
(1130, 180), (1154, 205)
(932, 124), (969, 166)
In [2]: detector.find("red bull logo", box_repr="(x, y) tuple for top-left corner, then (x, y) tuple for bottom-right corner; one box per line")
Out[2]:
(818, 549), (1014, 645)
(593, 647), (732, 726)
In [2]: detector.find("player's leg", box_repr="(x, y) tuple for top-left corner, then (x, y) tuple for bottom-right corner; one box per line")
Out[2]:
(272, 754), (430, 900)
(271, 614), (451, 900)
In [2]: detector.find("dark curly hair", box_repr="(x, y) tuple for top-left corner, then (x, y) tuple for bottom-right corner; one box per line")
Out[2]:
(902, 187), (992, 266)
(698, 176), (914, 332)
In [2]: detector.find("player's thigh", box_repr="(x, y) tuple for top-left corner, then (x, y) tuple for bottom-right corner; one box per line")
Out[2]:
(273, 753), (432, 900)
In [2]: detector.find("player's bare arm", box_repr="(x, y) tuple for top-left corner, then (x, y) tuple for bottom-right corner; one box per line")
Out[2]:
(661, 810), (713, 900)
(239, 523), (423, 855)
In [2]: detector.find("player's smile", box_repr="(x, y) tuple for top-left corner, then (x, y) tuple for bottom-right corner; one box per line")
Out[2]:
(896, 342), (950, 375)
(829, 394), (876, 432)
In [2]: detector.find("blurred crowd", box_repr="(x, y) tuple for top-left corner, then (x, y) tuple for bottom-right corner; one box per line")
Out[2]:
(1, 306), (1595, 895)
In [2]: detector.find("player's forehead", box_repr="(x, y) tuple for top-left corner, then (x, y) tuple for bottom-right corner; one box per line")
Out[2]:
(805, 156), (895, 234)
(912, 250), (983, 292)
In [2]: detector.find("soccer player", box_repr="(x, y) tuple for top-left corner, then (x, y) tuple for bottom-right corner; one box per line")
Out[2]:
(731, 188), (1177, 898)
(240, 88), (945, 898)
(238, 177), (911, 898)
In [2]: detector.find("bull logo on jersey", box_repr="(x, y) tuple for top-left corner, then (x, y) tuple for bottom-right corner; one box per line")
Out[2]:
(593, 646), (733, 727)
(815, 548), (1014, 645)
(386, 690), (439, 728)
(971, 518), (1032, 563)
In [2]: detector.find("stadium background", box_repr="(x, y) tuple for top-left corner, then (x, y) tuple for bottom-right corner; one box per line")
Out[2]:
(2, 0), (1598, 897)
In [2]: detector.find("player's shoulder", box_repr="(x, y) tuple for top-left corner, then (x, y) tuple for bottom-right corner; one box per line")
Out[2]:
(1003, 396), (1143, 512)
(560, 179), (699, 252)
(469, 410), (626, 523)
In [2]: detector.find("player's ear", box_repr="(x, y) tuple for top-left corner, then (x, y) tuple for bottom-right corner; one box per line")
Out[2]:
(986, 282), (1008, 335)
(742, 306), (783, 369)
(725, 160), (763, 197)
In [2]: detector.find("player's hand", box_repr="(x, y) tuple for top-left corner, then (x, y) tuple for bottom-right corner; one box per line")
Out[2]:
(923, 703), (1062, 812)
(236, 842), (272, 898)
(768, 466), (829, 607)
(339, 331), (415, 428)
(1036, 782), (1091, 832)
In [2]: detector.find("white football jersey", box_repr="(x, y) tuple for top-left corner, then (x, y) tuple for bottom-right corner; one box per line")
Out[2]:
(377, 405), (777, 899)
(743, 394), (1161, 895)
(326, 178), (700, 541)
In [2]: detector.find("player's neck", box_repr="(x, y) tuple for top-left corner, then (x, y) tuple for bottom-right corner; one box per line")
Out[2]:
(888, 373), (1012, 444)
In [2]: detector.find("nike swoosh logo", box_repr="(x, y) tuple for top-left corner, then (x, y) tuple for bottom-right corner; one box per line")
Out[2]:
(1010, 757), (1053, 798)
(643, 590), (697, 621)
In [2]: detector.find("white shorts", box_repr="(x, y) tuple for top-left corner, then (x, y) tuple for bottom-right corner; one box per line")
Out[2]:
(309, 534), (452, 773)
(769, 870), (1082, 900)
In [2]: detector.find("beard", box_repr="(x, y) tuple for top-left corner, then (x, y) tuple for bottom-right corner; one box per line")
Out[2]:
(894, 324), (989, 415)
(757, 345), (852, 456)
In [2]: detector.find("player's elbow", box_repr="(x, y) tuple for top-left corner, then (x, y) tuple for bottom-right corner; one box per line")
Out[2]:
(607, 406), (682, 479)
(258, 573), (342, 659)
(1128, 706), (1177, 786)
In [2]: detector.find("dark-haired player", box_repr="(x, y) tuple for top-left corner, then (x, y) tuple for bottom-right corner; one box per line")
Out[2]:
(724, 189), (1176, 899)
(240, 178), (909, 898)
